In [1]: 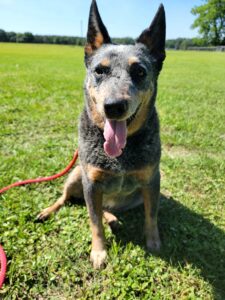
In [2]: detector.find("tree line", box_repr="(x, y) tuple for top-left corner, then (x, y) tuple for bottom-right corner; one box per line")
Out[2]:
(0, 29), (212, 50)
(166, 38), (209, 50)
(0, 30), (136, 46)
(0, 30), (86, 45)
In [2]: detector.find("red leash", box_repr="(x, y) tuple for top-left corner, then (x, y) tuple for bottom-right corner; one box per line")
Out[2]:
(0, 246), (7, 289)
(0, 149), (78, 288)
(0, 150), (78, 194)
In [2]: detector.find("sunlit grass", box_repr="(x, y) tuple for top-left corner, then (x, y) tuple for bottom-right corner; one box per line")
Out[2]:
(0, 43), (224, 299)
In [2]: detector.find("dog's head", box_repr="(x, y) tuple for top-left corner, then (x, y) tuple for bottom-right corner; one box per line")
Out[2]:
(84, 0), (166, 158)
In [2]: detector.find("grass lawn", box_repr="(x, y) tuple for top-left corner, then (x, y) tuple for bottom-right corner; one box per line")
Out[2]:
(0, 43), (224, 299)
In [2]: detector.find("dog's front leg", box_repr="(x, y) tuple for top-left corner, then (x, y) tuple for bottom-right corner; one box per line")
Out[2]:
(142, 172), (161, 252)
(83, 179), (106, 269)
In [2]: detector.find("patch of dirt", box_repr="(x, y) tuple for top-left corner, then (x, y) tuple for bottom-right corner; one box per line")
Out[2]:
(163, 144), (193, 159)
(162, 144), (224, 160)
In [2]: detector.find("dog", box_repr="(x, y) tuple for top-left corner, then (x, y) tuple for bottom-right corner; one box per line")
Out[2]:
(38, 0), (166, 269)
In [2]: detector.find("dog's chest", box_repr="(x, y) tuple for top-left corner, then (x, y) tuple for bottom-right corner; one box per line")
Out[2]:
(100, 173), (141, 211)
(86, 163), (156, 210)
(101, 172), (140, 195)
(100, 171), (153, 211)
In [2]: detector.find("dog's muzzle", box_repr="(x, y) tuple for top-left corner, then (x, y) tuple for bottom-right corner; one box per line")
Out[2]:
(104, 99), (128, 119)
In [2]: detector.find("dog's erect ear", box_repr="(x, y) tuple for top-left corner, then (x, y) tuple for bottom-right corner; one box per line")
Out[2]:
(137, 4), (166, 66)
(85, 0), (111, 60)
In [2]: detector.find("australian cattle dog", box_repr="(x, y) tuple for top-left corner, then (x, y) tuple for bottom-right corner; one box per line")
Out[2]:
(38, 0), (166, 269)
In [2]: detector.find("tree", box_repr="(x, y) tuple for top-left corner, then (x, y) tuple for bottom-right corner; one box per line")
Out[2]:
(16, 33), (25, 43)
(16, 32), (34, 43)
(7, 31), (16, 42)
(23, 32), (34, 43)
(191, 0), (225, 45)
(0, 29), (8, 42)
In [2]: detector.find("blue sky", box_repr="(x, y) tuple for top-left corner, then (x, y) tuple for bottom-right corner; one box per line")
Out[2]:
(0, 0), (203, 39)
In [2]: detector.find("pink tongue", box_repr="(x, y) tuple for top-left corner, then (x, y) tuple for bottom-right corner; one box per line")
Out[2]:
(103, 119), (127, 158)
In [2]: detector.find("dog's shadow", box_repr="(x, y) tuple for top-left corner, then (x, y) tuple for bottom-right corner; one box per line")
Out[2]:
(105, 194), (225, 299)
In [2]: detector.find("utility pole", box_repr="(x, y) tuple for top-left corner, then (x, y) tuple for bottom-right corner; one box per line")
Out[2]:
(80, 20), (83, 37)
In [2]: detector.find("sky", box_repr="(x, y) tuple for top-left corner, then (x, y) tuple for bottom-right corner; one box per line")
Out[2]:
(0, 0), (203, 39)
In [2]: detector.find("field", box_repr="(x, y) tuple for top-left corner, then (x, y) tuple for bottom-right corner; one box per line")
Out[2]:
(0, 43), (224, 299)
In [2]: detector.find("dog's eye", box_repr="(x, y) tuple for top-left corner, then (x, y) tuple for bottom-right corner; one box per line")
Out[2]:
(95, 65), (110, 76)
(130, 64), (147, 83)
(137, 67), (146, 77)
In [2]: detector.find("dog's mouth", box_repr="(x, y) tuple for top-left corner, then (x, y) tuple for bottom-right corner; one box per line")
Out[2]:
(103, 104), (141, 158)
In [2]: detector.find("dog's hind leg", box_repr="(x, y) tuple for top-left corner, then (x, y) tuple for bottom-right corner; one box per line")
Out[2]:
(37, 165), (83, 220)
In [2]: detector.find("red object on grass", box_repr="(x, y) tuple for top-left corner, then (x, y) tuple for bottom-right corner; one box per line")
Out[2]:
(0, 245), (7, 289)
(0, 149), (79, 288)
(0, 150), (78, 195)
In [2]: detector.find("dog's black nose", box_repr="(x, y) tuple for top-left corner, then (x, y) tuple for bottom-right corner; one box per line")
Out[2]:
(104, 99), (128, 119)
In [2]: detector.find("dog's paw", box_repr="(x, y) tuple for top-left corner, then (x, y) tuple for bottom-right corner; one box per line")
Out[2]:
(146, 236), (161, 252)
(90, 249), (107, 269)
(36, 207), (52, 221)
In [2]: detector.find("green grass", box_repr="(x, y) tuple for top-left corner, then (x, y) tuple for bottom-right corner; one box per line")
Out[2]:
(0, 43), (224, 299)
